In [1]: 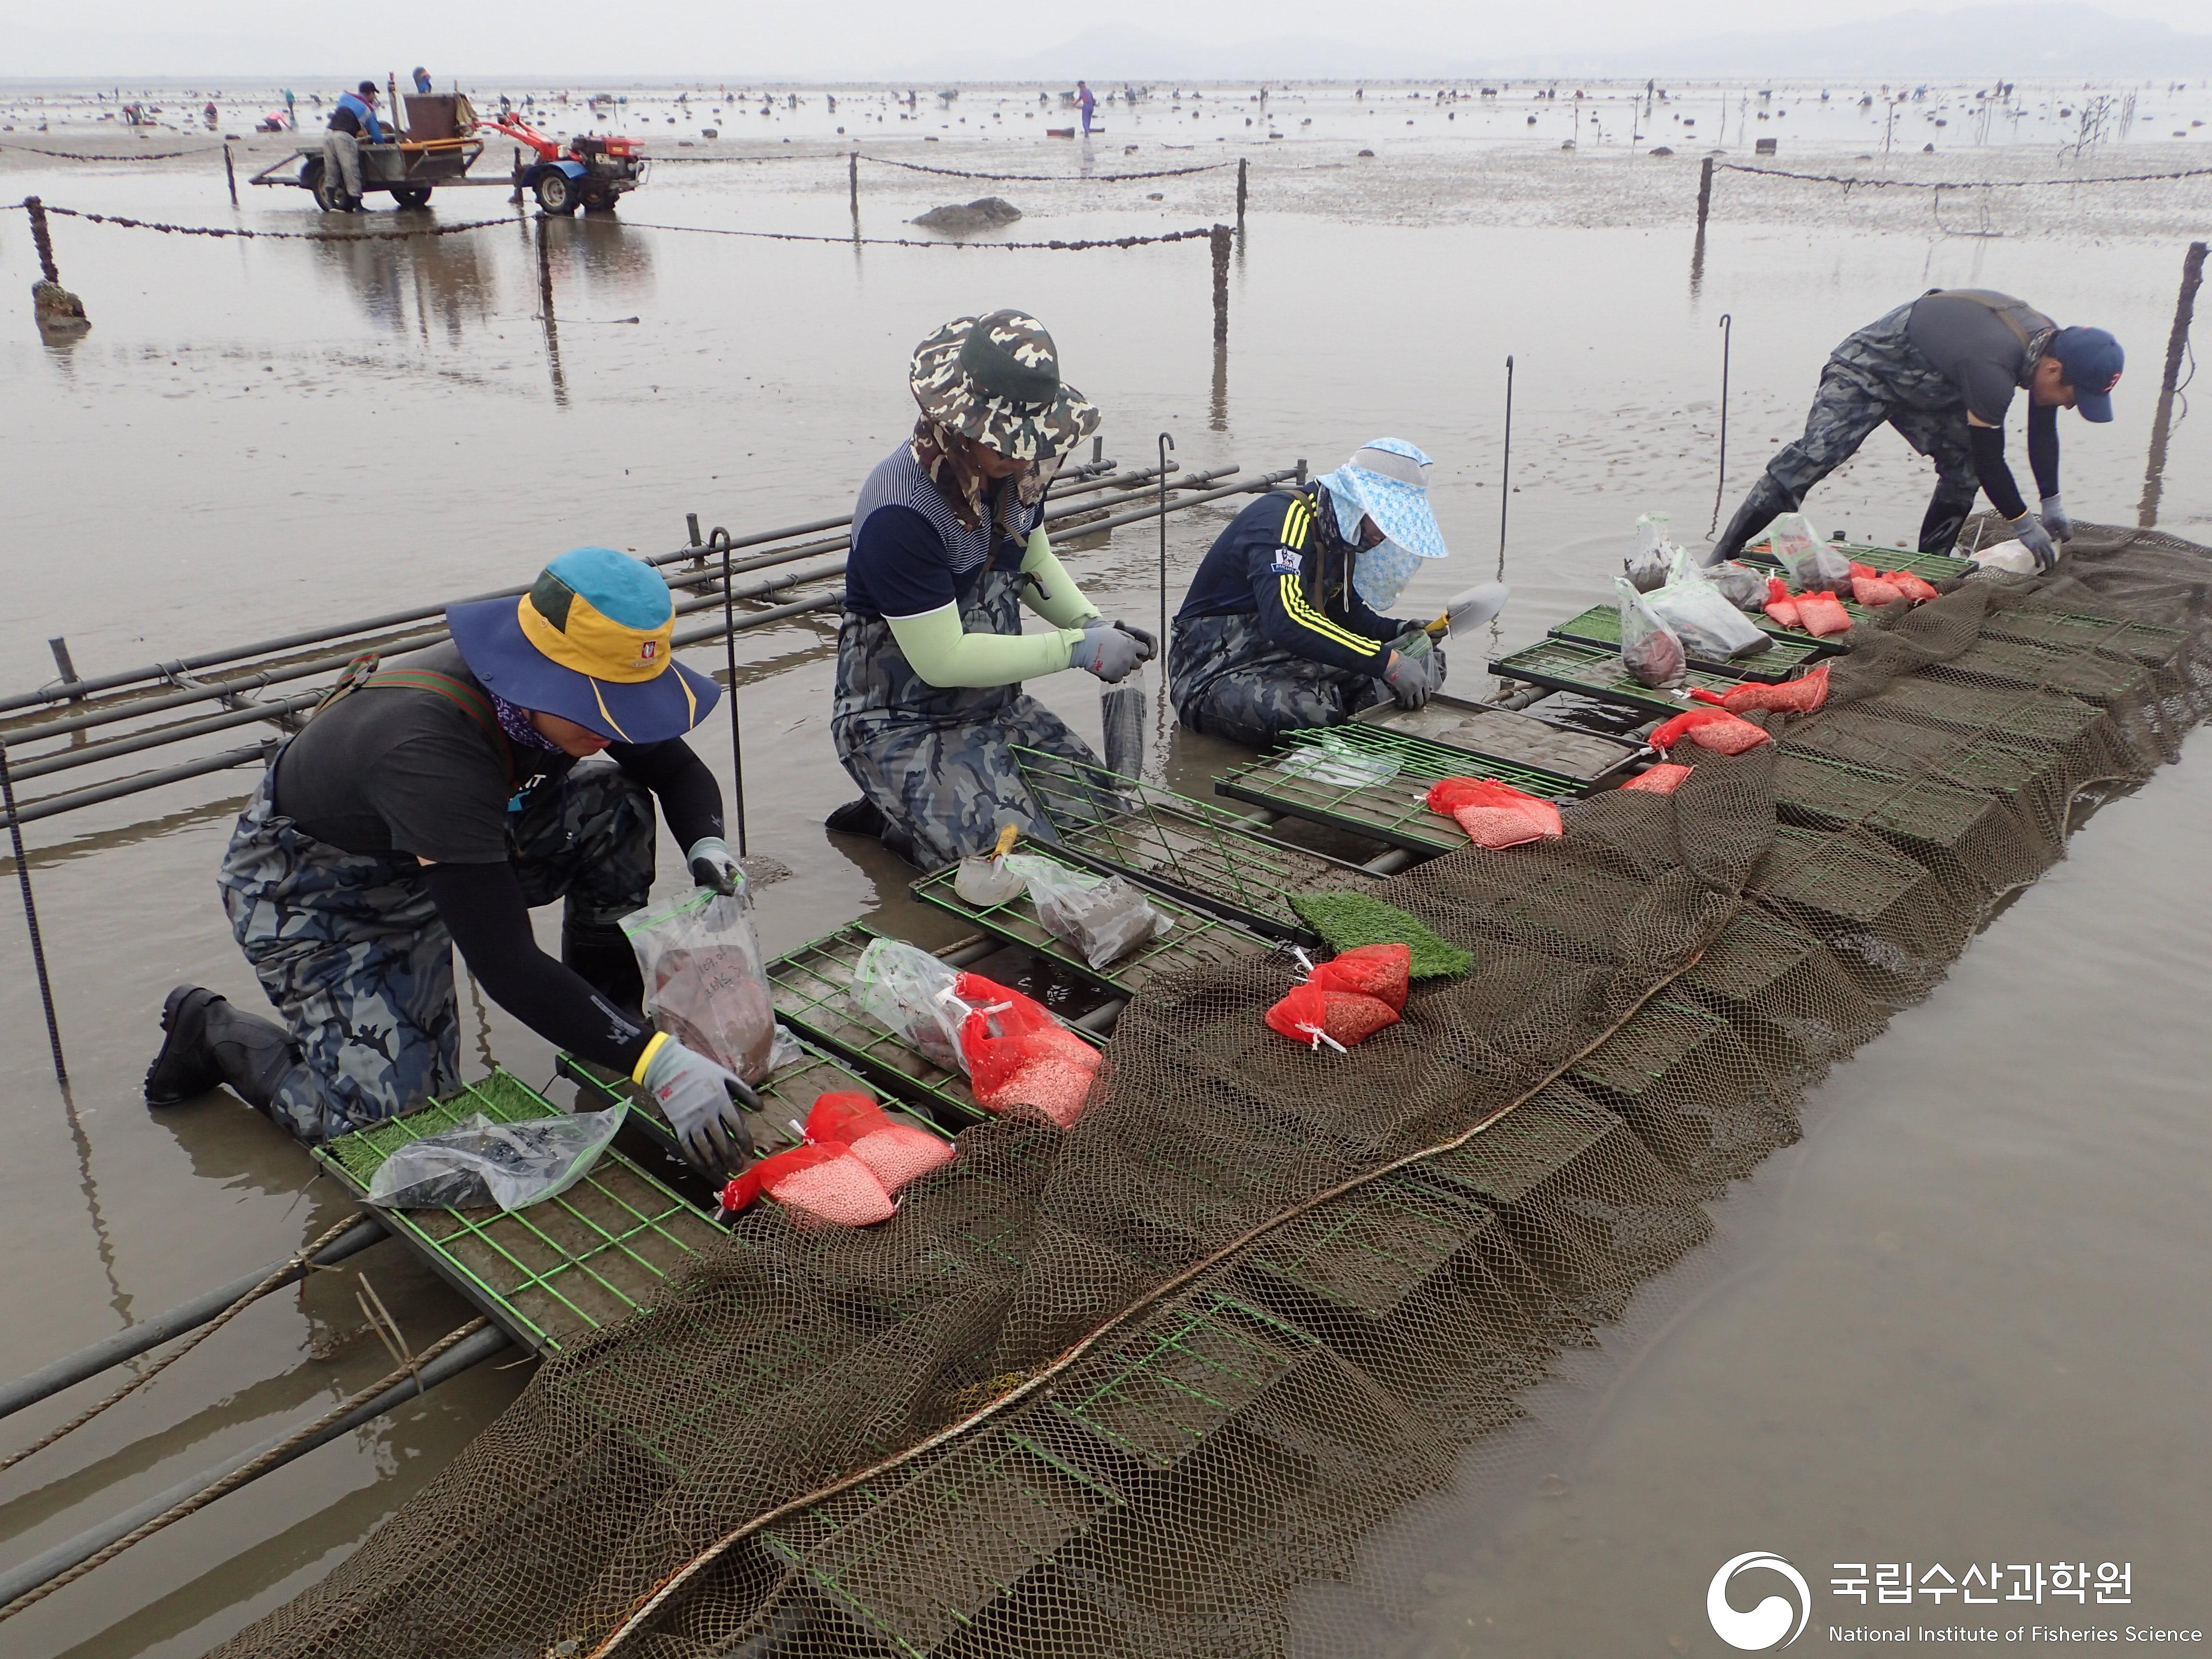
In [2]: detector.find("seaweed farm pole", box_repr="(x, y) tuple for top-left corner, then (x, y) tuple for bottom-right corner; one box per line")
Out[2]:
(2138, 240), (2206, 529)
(0, 745), (67, 1087)
(1236, 156), (1248, 235)
(1711, 312), (1733, 535)
(1210, 223), (1231, 344)
(1157, 432), (1177, 646)
(223, 144), (238, 207)
(709, 528), (748, 856)
(1498, 356), (1514, 575)
(1695, 155), (1714, 239)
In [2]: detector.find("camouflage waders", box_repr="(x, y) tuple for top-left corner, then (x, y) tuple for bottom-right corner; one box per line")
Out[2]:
(1169, 610), (1426, 750)
(1716, 300), (1996, 559)
(831, 564), (1104, 871)
(216, 752), (655, 1143)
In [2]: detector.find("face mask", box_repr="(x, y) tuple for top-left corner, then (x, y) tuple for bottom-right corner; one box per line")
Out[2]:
(1352, 541), (1421, 611)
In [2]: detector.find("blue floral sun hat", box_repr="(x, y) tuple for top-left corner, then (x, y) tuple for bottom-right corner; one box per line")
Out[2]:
(1315, 438), (1448, 611)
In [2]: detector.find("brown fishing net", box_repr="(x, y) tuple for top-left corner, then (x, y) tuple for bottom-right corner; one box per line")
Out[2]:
(212, 524), (2212, 1659)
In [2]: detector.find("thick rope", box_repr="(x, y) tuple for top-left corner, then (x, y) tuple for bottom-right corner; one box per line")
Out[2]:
(0, 144), (207, 161)
(0, 1317), (489, 1623)
(583, 942), (1715, 1657)
(8, 202), (517, 240)
(0, 1212), (371, 1476)
(1718, 162), (2212, 190)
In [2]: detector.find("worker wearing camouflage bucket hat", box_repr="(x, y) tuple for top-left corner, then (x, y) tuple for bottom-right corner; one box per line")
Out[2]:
(828, 309), (1158, 868)
(146, 548), (766, 1179)
(1172, 438), (1500, 748)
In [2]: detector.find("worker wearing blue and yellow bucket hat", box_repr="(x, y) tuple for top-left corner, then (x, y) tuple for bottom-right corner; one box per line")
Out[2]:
(146, 548), (765, 1178)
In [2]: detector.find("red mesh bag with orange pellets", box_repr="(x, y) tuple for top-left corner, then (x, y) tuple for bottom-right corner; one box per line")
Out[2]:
(1620, 761), (1694, 795)
(1424, 777), (1564, 849)
(803, 1091), (954, 1192)
(1762, 577), (1804, 630)
(1849, 563), (1906, 608)
(719, 1144), (896, 1227)
(957, 976), (1102, 1127)
(1264, 981), (1401, 1051)
(1886, 568), (1940, 602)
(1304, 943), (1410, 1012)
(1689, 661), (1830, 716)
(1648, 706), (1774, 756)
(1796, 590), (1853, 637)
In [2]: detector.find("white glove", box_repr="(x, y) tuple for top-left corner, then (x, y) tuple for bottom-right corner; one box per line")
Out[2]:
(685, 835), (744, 897)
(637, 1034), (757, 1176)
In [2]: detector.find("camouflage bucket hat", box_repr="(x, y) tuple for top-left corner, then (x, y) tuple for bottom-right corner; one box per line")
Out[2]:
(909, 309), (1101, 461)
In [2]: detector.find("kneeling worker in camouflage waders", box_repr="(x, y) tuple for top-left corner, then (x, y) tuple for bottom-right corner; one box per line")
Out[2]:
(1710, 289), (2123, 573)
(1170, 438), (1451, 749)
(829, 309), (1156, 869)
(144, 547), (763, 1178)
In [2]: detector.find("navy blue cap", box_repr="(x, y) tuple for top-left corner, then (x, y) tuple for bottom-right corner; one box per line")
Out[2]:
(2050, 326), (2123, 423)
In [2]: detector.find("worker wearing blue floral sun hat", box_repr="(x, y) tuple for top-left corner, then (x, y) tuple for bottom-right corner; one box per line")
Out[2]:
(1171, 438), (1467, 748)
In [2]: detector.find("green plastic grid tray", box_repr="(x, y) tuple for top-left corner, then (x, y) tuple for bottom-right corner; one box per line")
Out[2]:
(1748, 824), (1937, 927)
(911, 840), (1271, 998)
(1489, 635), (1755, 718)
(1051, 1288), (1313, 1471)
(1742, 538), (1975, 582)
(1773, 751), (2000, 856)
(1852, 679), (2107, 751)
(313, 1069), (726, 1356)
(1214, 724), (1584, 855)
(1010, 745), (1382, 940)
(1929, 635), (2153, 708)
(763, 1424), (1125, 1657)
(563, 1042), (953, 1176)
(1982, 604), (2189, 668)
(766, 924), (1105, 1128)
(1241, 1174), (1488, 1317)
(1350, 692), (1645, 784)
(1549, 603), (1828, 683)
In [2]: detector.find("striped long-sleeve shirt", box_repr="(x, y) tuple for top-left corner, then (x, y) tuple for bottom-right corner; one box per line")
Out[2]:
(1175, 487), (1405, 674)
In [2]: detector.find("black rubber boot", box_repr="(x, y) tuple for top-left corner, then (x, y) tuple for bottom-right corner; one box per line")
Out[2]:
(824, 796), (886, 838)
(564, 917), (645, 1021)
(145, 985), (225, 1106)
(1711, 473), (1798, 565)
(202, 998), (302, 1114)
(1917, 486), (1976, 555)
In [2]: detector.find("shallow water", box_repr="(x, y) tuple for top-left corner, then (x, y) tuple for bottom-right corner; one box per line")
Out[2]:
(0, 113), (2209, 1656)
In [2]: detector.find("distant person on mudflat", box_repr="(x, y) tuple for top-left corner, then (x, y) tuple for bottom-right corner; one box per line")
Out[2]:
(1710, 289), (2123, 573)
(827, 309), (1155, 870)
(322, 80), (385, 210)
(1170, 439), (1452, 749)
(1078, 80), (1096, 133)
(144, 548), (764, 1180)
(413, 66), (433, 95)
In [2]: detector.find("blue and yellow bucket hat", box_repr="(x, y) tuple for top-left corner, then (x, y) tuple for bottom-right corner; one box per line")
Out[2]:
(446, 547), (720, 743)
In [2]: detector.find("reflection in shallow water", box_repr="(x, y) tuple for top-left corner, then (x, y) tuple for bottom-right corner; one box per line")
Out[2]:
(308, 221), (496, 343)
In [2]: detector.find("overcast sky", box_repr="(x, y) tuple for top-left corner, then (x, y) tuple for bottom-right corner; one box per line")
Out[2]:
(12, 0), (2210, 80)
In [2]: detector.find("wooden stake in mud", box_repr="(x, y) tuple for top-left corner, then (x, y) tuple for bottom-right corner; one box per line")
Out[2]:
(1695, 155), (1714, 239)
(0, 745), (68, 1088)
(24, 196), (60, 285)
(1711, 312), (1733, 536)
(2139, 240), (2207, 529)
(1236, 156), (1248, 234)
(223, 144), (239, 207)
(848, 152), (858, 215)
(1210, 223), (1231, 345)
(1498, 356), (1514, 577)
(23, 196), (89, 330)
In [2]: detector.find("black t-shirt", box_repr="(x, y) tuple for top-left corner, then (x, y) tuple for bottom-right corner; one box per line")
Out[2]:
(845, 505), (1028, 622)
(1906, 291), (2054, 424)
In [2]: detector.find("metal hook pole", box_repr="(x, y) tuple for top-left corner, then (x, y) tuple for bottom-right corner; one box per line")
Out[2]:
(0, 745), (67, 1087)
(708, 528), (747, 857)
(1498, 357), (1514, 577)
(1711, 313), (1733, 537)
(1157, 432), (1177, 647)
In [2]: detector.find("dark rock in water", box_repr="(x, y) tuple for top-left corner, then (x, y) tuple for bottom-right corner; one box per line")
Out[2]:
(1357, 147), (1375, 157)
(910, 196), (1022, 233)
(1648, 145), (1674, 156)
(32, 279), (89, 333)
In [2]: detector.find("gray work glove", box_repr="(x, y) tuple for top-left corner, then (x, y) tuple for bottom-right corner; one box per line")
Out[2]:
(1113, 621), (1160, 663)
(1391, 628), (1434, 662)
(2009, 512), (2059, 574)
(685, 835), (743, 897)
(2040, 494), (2073, 542)
(1382, 647), (1438, 710)
(639, 1036), (758, 1177)
(1072, 621), (1145, 684)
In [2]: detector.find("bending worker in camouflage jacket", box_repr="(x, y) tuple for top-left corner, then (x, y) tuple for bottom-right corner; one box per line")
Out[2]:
(828, 309), (1156, 870)
(144, 547), (763, 1178)
(1710, 289), (2124, 573)
(1170, 439), (1453, 749)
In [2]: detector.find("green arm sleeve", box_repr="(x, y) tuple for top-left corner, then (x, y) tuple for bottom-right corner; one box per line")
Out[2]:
(886, 604), (1082, 690)
(1019, 529), (1106, 628)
